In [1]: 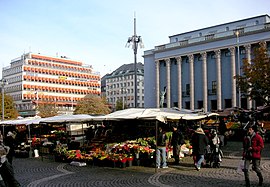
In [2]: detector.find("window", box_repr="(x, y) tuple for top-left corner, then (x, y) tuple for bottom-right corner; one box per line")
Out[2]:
(186, 84), (190, 95)
(226, 26), (229, 31)
(197, 101), (203, 109)
(224, 99), (232, 108)
(205, 34), (215, 40)
(212, 81), (217, 92)
(179, 40), (188, 46)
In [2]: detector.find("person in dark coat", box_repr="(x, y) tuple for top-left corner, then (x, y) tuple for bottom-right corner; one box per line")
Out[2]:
(191, 127), (208, 171)
(170, 125), (185, 165)
(0, 140), (21, 187)
(156, 127), (168, 169)
(4, 131), (16, 165)
(242, 125), (264, 187)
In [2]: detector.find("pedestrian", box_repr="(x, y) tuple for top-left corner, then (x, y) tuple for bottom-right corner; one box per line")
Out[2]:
(257, 122), (266, 142)
(191, 127), (208, 171)
(170, 125), (185, 165)
(4, 131), (16, 165)
(0, 131), (3, 142)
(242, 125), (264, 187)
(156, 126), (168, 168)
(0, 140), (21, 187)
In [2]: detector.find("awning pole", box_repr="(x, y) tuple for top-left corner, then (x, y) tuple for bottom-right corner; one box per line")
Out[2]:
(155, 120), (158, 173)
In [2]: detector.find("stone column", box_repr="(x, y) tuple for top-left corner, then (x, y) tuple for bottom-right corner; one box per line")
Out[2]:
(155, 60), (160, 108)
(245, 44), (253, 109)
(229, 47), (237, 107)
(189, 54), (194, 110)
(176, 57), (182, 109)
(201, 52), (208, 112)
(215, 50), (222, 110)
(165, 59), (171, 108)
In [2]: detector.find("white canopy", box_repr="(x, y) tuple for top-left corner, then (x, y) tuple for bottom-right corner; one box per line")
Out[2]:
(0, 108), (218, 125)
(92, 108), (218, 123)
(0, 116), (43, 126)
(39, 114), (94, 123)
(0, 114), (94, 125)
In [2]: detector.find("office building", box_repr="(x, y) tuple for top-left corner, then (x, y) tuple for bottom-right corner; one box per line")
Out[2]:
(2, 53), (101, 117)
(102, 63), (144, 110)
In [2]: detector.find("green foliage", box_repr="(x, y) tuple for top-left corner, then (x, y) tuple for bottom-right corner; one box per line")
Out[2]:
(38, 102), (58, 118)
(237, 43), (270, 106)
(74, 94), (111, 115)
(115, 99), (127, 111)
(0, 94), (18, 120)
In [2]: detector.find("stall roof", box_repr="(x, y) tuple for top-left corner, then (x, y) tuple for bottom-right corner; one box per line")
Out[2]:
(0, 108), (218, 125)
(92, 108), (219, 123)
(39, 114), (95, 123)
(0, 116), (42, 126)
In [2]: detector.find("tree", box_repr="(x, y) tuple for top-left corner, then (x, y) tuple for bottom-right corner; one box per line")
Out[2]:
(74, 94), (111, 115)
(237, 43), (270, 106)
(0, 94), (19, 120)
(38, 101), (58, 118)
(115, 99), (127, 111)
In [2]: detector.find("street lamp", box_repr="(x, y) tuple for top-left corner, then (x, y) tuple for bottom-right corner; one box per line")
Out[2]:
(235, 30), (241, 108)
(1, 78), (8, 137)
(126, 15), (144, 108)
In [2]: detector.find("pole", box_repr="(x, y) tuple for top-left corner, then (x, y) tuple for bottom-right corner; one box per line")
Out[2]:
(126, 14), (143, 108)
(133, 17), (138, 108)
(2, 81), (5, 137)
(2, 83), (4, 121)
(36, 91), (39, 115)
(236, 32), (241, 108)
(122, 88), (124, 110)
(155, 120), (158, 173)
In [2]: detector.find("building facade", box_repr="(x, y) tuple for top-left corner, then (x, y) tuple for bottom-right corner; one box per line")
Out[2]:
(144, 14), (270, 111)
(2, 53), (101, 117)
(102, 63), (144, 110)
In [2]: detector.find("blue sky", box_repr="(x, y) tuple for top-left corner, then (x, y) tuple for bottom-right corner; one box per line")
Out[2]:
(1, 0), (270, 78)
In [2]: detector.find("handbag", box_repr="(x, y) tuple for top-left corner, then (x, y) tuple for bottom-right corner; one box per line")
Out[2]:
(237, 160), (245, 173)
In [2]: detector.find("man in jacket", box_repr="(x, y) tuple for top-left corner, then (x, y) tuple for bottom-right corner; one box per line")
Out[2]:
(243, 125), (264, 187)
(0, 140), (21, 187)
(170, 125), (184, 165)
(156, 127), (168, 169)
(191, 127), (208, 171)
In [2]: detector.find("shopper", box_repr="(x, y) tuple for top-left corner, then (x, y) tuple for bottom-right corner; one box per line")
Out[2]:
(191, 127), (208, 171)
(0, 140), (21, 187)
(242, 125), (264, 187)
(5, 131), (16, 165)
(156, 126), (168, 168)
(170, 125), (184, 165)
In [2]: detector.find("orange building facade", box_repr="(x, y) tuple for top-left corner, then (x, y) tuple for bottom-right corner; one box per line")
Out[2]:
(2, 53), (101, 117)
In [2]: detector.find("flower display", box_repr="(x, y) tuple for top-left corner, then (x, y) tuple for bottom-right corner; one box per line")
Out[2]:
(56, 137), (156, 167)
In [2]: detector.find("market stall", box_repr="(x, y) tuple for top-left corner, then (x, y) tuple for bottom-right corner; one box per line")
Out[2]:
(50, 108), (218, 169)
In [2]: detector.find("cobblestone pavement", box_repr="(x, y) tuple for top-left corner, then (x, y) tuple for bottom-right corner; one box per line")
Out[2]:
(12, 141), (270, 187)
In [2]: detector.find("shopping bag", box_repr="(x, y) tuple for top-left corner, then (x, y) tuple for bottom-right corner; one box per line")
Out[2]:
(237, 160), (244, 173)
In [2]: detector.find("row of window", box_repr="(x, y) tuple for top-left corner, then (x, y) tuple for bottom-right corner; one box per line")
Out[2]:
(16, 103), (74, 111)
(23, 75), (100, 87)
(27, 59), (92, 73)
(106, 75), (144, 83)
